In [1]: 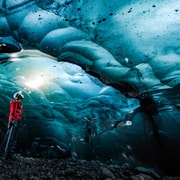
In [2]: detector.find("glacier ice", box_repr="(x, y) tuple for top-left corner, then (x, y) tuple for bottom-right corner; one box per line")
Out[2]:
(0, 0), (180, 175)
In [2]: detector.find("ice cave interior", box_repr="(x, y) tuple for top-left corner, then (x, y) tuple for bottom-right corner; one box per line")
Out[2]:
(0, 0), (180, 175)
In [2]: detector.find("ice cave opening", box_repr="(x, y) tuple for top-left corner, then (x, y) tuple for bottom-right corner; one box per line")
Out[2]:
(0, 0), (180, 176)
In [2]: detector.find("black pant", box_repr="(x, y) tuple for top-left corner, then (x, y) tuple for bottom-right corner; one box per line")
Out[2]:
(0, 121), (19, 159)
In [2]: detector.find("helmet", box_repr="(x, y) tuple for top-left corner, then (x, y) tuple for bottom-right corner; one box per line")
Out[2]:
(13, 91), (24, 100)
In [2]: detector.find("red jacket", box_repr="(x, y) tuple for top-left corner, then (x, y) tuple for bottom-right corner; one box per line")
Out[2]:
(9, 99), (23, 122)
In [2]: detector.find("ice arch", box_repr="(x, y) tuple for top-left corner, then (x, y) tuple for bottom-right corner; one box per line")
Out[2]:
(0, 0), (180, 175)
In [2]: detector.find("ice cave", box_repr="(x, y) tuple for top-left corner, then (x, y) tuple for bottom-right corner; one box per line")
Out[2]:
(0, 0), (179, 175)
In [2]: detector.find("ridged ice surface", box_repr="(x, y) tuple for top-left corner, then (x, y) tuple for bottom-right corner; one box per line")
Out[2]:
(0, 0), (180, 174)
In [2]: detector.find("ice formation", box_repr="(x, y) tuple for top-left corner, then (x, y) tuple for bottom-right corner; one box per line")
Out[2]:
(0, 0), (179, 174)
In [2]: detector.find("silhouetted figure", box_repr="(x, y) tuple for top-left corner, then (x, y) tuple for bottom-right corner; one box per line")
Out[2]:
(81, 116), (97, 143)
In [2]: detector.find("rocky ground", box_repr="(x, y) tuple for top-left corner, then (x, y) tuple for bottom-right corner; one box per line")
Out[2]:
(0, 155), (179, 180)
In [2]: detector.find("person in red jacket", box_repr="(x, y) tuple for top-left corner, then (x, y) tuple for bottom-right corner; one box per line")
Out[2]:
(1, 91), (24, 160)
(9, 91), (24, 123)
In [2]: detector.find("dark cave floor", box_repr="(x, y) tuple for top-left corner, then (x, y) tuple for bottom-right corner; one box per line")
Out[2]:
(0, 154), (179, 180)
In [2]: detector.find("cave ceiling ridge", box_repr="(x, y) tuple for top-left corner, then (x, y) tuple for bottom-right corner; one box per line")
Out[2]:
(1, 0), (180, 100)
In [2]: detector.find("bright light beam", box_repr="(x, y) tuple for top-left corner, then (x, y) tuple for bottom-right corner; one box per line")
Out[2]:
(25, 77), (45, 89)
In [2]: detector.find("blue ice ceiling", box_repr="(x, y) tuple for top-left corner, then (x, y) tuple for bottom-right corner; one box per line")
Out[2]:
(0, 0), (180, 174)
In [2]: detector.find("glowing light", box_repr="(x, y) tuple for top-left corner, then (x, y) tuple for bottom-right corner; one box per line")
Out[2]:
(25, 78), (45, 89)
(125, 121), (132, 126)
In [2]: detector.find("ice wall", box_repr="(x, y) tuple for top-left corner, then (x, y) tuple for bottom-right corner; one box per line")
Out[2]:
(0, 0), (180, 175)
